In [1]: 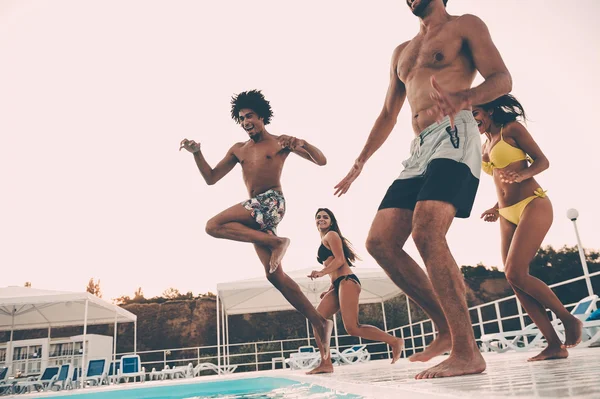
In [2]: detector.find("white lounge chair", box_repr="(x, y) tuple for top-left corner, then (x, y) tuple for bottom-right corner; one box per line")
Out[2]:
(480, 321), (546, 353)
(116, 355), (145, 383)
(285, 346), (321, 370)
(48, 363), (74, 391)
(106, 361), (120, 384)
(79, 358), (109, 386)
(13, 365), (60, 393)
(555, 294), (599, 348)
(0, 369), (12, 396)
(481, 295), (599, 353)
(149, 363), (193, 380)
(192, 362), (237, 376)
(331, 344), (371, 365)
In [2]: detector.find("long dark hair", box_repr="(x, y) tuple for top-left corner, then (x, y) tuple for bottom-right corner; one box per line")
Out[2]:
(478, 94), (527, 126)
(315, 208), (360, 266)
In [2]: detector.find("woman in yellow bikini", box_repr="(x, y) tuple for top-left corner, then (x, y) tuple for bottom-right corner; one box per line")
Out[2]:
(474, 94), (582, 361)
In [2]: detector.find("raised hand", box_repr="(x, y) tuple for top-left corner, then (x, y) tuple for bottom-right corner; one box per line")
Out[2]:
(179, 138), (201, 153)
(480, 206), (499, 222)
(334, 159), (364, 197)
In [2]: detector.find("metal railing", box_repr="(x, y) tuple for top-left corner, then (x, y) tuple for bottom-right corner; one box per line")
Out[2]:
(388, 270), (600, 356)
(118, 270), (599, 373)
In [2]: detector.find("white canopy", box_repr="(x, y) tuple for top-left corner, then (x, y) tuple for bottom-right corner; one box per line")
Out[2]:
(217, 267), (402, 315)
(0, 286), (136, 331)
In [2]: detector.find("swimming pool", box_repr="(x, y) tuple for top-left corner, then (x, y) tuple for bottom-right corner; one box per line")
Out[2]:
(46, 377), (362, 399)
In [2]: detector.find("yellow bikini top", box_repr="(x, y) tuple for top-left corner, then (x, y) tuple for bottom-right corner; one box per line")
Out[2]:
(482, 126), (531, 175)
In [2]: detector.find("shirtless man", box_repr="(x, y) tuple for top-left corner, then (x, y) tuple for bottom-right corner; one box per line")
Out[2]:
(335, 0), (512, 378)
(181, 89), (334, 355)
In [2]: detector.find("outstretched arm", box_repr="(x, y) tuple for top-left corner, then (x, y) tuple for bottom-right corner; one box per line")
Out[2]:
(358, 43), (408, 164)
(180, 139), (240, 185)
(334, 43), (408, 196)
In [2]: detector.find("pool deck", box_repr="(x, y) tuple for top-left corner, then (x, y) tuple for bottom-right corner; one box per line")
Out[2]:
(7, 346), (600, 399)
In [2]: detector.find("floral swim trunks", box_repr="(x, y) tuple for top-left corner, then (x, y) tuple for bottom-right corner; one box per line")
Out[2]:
(241, 189), (286, 235)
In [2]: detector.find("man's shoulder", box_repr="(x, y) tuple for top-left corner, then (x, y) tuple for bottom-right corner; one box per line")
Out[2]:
(229, 141), (247, 153)
(453, 13), (488, 34)
(393, 40), (412, 55)
(391, 40), (412, 64)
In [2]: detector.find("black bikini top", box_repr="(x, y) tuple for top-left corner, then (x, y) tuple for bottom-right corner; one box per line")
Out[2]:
(317, 243), (334, 264)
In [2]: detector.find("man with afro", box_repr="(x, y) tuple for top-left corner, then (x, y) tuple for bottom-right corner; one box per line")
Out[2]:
(180, 90), (334, 356)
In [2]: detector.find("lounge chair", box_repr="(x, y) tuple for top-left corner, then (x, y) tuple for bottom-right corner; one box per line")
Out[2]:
(481, 295), (599, 353)
(331, 344), (371, 365)
(149, 363), (193, 380)
(107, 361), (120, 384)
(555, 294), (600, 348)
(192, 362), (237, 376)
(13, 365), (60, 393)
(285, 346), (321, 370)
(48, 363), (74, 391)
(0, 369), (12, 396)
(79, 359), (109, 386)
(116, 355), (145, 383)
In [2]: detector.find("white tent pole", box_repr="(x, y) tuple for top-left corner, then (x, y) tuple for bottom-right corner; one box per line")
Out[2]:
(223, 309), (231, 365)
(406, 295), (415, 352)
(332, 314), (340, 353)
(82, 300), (89, 388)
(134, 320), (137, 354)
(305, 319), (311, 346)
(113, 312), (118, 371)
(220, 302), (226, 366)
(216, 294), (221, 368)
(381, 300), (390, 359)
(8, 307), (14, 377)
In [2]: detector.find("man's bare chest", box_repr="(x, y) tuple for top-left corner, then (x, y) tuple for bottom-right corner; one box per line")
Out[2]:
(236, 144), (284, 167)
(397, 32), (464, 81)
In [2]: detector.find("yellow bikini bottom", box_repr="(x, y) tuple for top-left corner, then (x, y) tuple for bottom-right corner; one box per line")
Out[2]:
(498, 188), (547, 226)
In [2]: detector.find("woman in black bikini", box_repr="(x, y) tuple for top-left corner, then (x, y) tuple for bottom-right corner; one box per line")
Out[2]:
(306, 208), (404, 374)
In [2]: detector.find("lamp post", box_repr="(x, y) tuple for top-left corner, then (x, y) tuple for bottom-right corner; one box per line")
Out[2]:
(566, 208), (594, 297)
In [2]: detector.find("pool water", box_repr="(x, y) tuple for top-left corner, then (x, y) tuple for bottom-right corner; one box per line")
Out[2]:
(48, 377), (362, 399)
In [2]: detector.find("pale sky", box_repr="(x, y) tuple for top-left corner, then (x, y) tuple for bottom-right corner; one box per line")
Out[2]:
(1, 0), (599, 301)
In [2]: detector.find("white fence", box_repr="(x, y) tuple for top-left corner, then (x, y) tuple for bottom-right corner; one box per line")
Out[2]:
(119, 270), (599, 373)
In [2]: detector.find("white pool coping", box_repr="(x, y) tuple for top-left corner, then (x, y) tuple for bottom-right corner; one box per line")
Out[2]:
(7, 346), (600, 399)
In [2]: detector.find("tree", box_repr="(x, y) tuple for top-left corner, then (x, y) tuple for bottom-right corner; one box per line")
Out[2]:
(86, 278), (102, 298)
(24, 282), (32, 288)
(162, 288), (181, 299)
(133, 287), (144, 301)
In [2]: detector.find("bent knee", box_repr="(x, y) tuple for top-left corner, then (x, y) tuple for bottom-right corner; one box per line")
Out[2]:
(205, 219), (220, 237)
(366, 232), (399, 260)
(412, 227), (445, 252)
(344, 324), (361, 337)
(505, 268), (527, 287)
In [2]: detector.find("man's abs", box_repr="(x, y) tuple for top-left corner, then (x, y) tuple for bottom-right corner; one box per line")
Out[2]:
(242, 165), (284, 198)
(405, 67), (475, 134)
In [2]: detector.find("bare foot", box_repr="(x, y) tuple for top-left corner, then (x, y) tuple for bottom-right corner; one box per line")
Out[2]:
(269, 238), (290, 273)
(306, 362), (334, 375)
(415, 351), (486, 379)
(409, 334), (451, 363)
(391, 338), (404, 364)
(563, 317), (583, 348)
(528, 345), (569, 362)
(315, 320), (334, 360)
